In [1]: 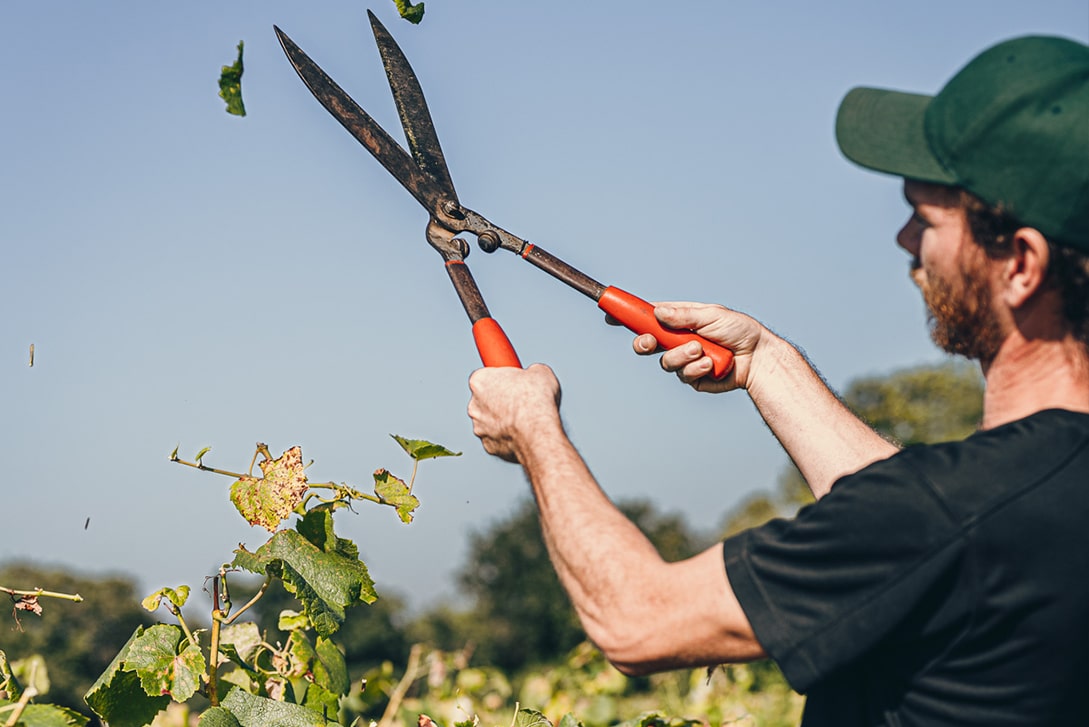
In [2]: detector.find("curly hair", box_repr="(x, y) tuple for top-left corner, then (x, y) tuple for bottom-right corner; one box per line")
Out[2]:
(959, 190), (1089, 348)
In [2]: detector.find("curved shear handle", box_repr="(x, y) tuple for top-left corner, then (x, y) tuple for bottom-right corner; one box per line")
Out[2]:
(472, 318), (522, 368)
(597, 287), (735, 380)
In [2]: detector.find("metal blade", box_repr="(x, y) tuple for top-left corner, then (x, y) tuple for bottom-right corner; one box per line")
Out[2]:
(274, 25), (449, 216)
(367, 11), (460, 205)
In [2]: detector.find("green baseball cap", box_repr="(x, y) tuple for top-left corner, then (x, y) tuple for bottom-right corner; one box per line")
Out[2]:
(836, 35), (1089, 253)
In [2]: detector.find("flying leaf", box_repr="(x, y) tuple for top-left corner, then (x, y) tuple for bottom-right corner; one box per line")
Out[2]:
(218, 41), (246, 116)
(230, 446), (309, 532)
(391, 434), (461, 461)
(373, 468), (419, 523)
(122, 624), (206, 702)
(393, 0), (425, 24)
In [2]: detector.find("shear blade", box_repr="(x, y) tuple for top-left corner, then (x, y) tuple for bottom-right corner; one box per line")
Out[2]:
(274, 24), (450, 217)
(367, 10), (460, 206)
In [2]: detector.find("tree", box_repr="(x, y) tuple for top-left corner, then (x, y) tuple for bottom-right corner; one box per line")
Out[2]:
(0, 562), (155, 715)
(443, 498), (706, 672)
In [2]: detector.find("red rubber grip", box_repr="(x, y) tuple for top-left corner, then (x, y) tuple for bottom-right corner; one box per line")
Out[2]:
(597, 286), (734, 379)
(472, 318), (522, 368)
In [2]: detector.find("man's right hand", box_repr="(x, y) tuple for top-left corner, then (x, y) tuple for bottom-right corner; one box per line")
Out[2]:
(631, 302), (767, 393)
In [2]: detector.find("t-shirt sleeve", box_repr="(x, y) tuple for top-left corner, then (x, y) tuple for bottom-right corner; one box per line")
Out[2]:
(722, 452), (963, 692)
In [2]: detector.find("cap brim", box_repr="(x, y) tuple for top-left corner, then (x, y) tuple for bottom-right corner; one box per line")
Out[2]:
(836, 87), (957, 186)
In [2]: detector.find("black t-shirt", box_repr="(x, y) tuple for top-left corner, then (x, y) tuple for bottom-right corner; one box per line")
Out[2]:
(723, 409), (1089, 726)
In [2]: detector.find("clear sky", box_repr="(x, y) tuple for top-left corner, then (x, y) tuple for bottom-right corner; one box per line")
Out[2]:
(3, 1), (1087, 612)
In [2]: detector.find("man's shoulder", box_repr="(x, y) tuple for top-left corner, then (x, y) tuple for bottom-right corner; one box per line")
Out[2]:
(862, 408), (1089, 522)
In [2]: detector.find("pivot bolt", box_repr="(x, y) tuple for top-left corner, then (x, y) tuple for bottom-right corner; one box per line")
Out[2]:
(478, 230), (501, 253)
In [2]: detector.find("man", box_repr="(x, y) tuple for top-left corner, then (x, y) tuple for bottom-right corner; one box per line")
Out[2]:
(467, 36), (1088, 724)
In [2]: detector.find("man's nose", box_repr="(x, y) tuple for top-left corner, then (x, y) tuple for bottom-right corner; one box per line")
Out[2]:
(896, 224), (920, 257)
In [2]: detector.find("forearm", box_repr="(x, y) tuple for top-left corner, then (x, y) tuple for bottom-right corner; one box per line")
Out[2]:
(747, 334), (898, 498)
(514, 420), (762, 672)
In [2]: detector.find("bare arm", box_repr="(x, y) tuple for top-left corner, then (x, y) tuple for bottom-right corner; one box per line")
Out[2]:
(467, 364), (765, 674)
(641, 303), (898, 498)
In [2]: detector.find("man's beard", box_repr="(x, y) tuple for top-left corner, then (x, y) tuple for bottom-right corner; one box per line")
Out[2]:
(914, 261), (1005, 362)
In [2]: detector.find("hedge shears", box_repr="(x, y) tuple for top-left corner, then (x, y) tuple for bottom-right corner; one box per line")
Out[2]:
(274, 11), (735, 378)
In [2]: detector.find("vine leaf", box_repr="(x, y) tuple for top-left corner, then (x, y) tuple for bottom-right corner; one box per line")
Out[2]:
(85, 627), (171, 727)
(214, 687), (340, 726)
(122, 624), (206, 702)
(219, 622), (263, 672)
(231, 510), (375, 638)
(230, 446), (309, 532)
(393, 0), (425, 24)
(515, 710), (555, 727)
(13, 594), (42, 617)
(0, 702), (89, 726)
(141, 585), (190, 612)
(218, 41), (246, 116)
(391, 435), (461, 461)
(374, 469), (419, 523)
(312, 636), (349, 700)
(198, 707), (243, 727)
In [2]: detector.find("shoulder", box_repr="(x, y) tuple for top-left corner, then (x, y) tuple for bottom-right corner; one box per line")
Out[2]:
(849, 408), (1089, 522)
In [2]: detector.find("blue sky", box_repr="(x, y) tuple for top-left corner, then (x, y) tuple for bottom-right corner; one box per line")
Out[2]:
(3, 1), (1087, 612)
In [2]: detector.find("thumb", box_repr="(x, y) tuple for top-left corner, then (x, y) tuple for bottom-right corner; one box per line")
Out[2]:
(653, 302), (720, 331)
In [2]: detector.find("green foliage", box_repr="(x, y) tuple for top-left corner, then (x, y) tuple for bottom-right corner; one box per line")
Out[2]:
(393, 0), (425, 24)
(84, 627), (171, 727)
(78, 438), (452, 724)
(218, 42), (246, 116)
(232, 510), (377, 639)
(845, 360), (983, 445)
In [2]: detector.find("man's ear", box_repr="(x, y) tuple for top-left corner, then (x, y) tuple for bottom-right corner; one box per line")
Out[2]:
(1001, 228), (1051, 309)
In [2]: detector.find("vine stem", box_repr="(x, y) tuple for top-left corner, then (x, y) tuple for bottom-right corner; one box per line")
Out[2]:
(168, 605), (199, 650)
(378, 643), (423, 727)
(171, 456), (248, 480)
(1, 686), (37, 727)
(221, 577), (270, 625)
(208, 613), (222, 707)
(0, 586), (83, 602)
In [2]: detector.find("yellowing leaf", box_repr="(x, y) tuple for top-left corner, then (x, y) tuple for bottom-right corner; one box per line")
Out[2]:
(230, 446), (309, 532)
(122, 624), (205, 702)
(393, 0), (425, 24)
(373, 468), (419, 523)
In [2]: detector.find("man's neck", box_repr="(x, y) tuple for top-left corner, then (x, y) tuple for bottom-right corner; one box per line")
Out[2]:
(981, 334), (1089, 429)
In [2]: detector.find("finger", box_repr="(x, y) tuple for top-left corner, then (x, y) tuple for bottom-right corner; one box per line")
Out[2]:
(653, 302), (726, 331)
(658, 340), (705, 372)
(632, 333), (660, 355)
